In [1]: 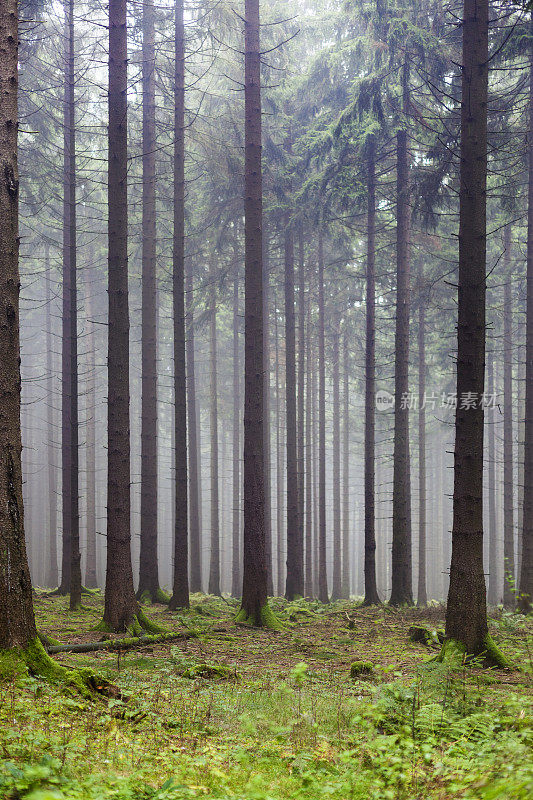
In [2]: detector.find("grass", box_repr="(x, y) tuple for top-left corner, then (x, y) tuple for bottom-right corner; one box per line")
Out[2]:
(0, 592), (531, 799)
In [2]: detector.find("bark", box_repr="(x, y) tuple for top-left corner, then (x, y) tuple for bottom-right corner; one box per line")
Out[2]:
(390, 62), (413, 606)
(170, 0), (189, 609)
(275, 292), (284, 596)
(317, 227), (329, 602)
(331, 319), (342, 599)
(263, 228), (273, 595)
(445, 0), (491, 651)
(297, 226), (305, 591)
(417, 261), (427, 606)
(45, 245), (59, 588)
(502, 225), (514, 608)
(104, 0), (138, 632)
(341, 328), (350, 598)
(239, 0), (269, 624)
(363, 136), (380, 605)
(186, 267), (202, 592)
(138, 0), (161, 602)
(304, 300), (313, 596)
(208, 260), (220, 596)
(0, 0), (38, 650)
(231, 241), (241, 597)
(83, 263), (98, 589)
(487, 351), (498, 605)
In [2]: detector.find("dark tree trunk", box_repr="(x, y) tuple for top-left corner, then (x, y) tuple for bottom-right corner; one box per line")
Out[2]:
(232, 241), (241, 597)
(275, 293), (284, 596)
(331, 319), (342, 599)
(317, 227), (329, 603)
(83, 263), (98, 589)
(0, 0), (38, 650)
(341, 328), (350, 598)
(170, 0), (189, 609)
(297, 226), (305, 591)
(417, 260), (427, 606)
(45, 245), (59, 588)
(186, 267), (202, 592)
(239, 0), (269, 624)
(363, 136), (380, 605)
(445, 0), (491, 652)
(487, 351), (498, 605)
(138, 0), (161, 602)
(208, 260), (220, 596)
(104, 0), (138, 632)
(390, 62), (413, 606)
(502, 225), (514, 608)
(285, 219), (303, 599)
(263, 228), (273, 595)
(305, 299), (313, 596)
(520, 28), (533, 613)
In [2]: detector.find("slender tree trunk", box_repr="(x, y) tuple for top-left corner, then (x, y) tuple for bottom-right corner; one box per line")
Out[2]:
(520, 27), (533, 613)
(363, 136), (380, 605)
(332, 319), (342, 599)
(84, 263), (98, 589)
(317, 227), (329, 603)
(138, 0), (160, 602)
(186, 267), (202, 592)
(263, 227), (273, 595)
(239, 0), (269, 624)
(275, 297), (284, 596)
(170, 0), (189, 609)
(502, 225), (514, 608)
(104, 0), (138, 631)
(45, 245), (59, 588)
(390, 62), (413, 606)
(232, 241), (241, 597)
(305, 300), (313, 596)
(297, 226), (305, 590)
(417, 261), (427, 606)
(487, 351), (498, 605)
(445, 0), (492, 652)
(0, 0), (38, 649)
(208, 261), (220, 596)
(342, 328), (350, 598)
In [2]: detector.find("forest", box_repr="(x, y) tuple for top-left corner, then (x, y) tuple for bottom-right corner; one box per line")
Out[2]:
(0, 0), (532, 797)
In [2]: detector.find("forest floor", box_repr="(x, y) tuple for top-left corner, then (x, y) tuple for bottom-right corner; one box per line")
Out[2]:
(1, 593), (531, 800)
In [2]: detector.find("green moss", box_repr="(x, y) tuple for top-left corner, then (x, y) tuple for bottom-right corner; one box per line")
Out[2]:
(38, 631), (63, 648)
(181, 663), (238, 680)
(136, 608), (168, 634)
(155, 588), (171, 604)
(0, 650), (27, 681)
(235, 602), (282, 630)
(438, 635), (512, 669)
(350, 661), (374, 678)
(92, 620), (112, 633)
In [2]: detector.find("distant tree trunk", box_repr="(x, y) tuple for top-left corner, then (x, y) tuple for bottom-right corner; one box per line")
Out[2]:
(45, 245), (59, 588)
(487, 351), (498, 605)
(232, 241), (241, 597)
(263, 227), (273, 595)
(275, 297), (284, 596)
(84, 264), (98, 589)
(331, 319), (342, 599)
(0, 0), (38, 649)
(305, 300), (313, 596)
(417, 261), (427, 606)
(186, 267), (202, 592)
(445, 0), (493, 652)
(138, 0), (160, 602)
(341, 328), (350, 598)
(390, 61), (413, 607)
(239, 0), (269, 624)
(170, 0), (189, 609)
(297, 226), (305, 590)
(520, 27), (533, 613)
(502, 225), (514, 608)
(317, 227), (329, 603)
(208, 261), (220, 596)
(104, 0), (138, 631)
(363, 136), (380, 605)
(285, 218), (303, 600)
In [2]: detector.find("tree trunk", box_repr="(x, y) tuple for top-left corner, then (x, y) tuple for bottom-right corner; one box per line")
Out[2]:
(232, 240), (241, 597)
(263, 227), (273, 595)
(445, 0), (492, 653)
(170, 0), (189, 609)
(363, 136), (380, 605)
(305, 300), (313, 596)
(487, 351), (498, 605)
(104, 0), (138, 632)
(331, 319), (342, 599)
(208, 260), (220, 596)
(45, 245), (59, 588)
(342, 328), (350, 598)
(186, 267), (202, 592)
(138, 0), (161, 602)
(417, 260), (427, 606)
(239, 0), (269, 624)
(390, 62), (413, 606)
(502, 225), (514, 608)
(297, 226), (305, 591)
(84, 263), (98, 589)
(317, 227), (329, 603)
(0, 0), (38, 650)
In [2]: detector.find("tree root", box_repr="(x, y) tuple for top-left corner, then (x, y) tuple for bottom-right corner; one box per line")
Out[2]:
(437, 635), (513, 669)
(235, 603), (282, 630)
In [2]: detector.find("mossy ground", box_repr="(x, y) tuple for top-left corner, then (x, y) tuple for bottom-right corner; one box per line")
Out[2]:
(1, 592), (531, 800)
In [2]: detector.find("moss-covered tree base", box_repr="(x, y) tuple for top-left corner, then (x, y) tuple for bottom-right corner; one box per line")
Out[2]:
(235, 603), (282, 630)
(137, 587), (171, 605)
(95, 608), (168, 636)
(437, 635), (512, 669)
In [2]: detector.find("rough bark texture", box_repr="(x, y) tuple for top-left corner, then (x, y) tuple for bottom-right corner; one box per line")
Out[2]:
(502, 224), (514, 608)
(104, 0), (138, 632)
(363, 137), (380, 605)
(83, 263), (98, 589)
(390, 62), (413, 606)
(417, 260), (427, 606)
(170, 0), (189, 609)
(208, 260), (220, 596)
(138, 0), (161, 602)
(445, 0), (491, 652)
(317, 228), (329, 603)
(239, 0), (269, 623)
(232, 241), (241, 597)
(0, 0), (38, 650)
(331, 321), (342, 599)
(45, 245), (59, 588)
(186, 267), (202, 592)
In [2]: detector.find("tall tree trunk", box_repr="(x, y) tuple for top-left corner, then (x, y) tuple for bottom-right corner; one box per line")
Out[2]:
(297, 226), (305, 591)
(263, 227), (273, 595)
(363, 136), (380, 605)
(341, 328), (350, 598)
(502, 225), (514, 608)
(104, 0), (138, 631)
(138, 0), (160, 602)
(170, 0), (189, 609)
(487, 351), (498, 605)
(239, 0), (269, 624)
(84, 263), (98, 589)
(305, 300), (313, 596)
(417, 260), (427, 606)
(45, 245), (59, 588)
(186, 267), (202, 592)
(445, 0), (494, 654)
(208, 261), (220, 596)
(390, 62), (413, 606)
(317, 227), (329, 603)
(0, 0), (38, 649)
(275, 296), (284, 596)
(285, 218), (302, 599)
(331, 319), (342, 599)
(520, 27), (533, 613)
(231, 241), (241, 597)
